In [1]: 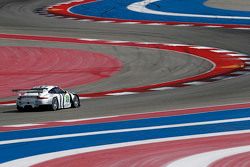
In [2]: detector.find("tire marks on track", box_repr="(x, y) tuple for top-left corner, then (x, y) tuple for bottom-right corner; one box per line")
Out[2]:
(0, 33), (249, 106)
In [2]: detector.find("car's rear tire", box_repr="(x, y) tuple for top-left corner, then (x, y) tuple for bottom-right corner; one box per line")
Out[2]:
(50, 97), (58, 111)
(17, 106), (24, 112)
(72, 96), (80, 108)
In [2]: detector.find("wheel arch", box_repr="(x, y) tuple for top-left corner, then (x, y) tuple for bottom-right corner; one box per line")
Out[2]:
(71, 93), (80, 107)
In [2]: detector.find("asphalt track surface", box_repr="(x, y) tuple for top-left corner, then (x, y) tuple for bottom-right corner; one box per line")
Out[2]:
(205, 0), (250, 12)
(0, 0), (249, 126)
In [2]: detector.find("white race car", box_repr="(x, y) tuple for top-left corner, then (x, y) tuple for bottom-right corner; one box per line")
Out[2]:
(14, 86), (80, 111)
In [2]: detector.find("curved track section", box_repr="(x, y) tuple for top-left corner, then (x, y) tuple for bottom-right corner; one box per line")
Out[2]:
(0, 34), (247, 103)
(0, 0), (250, 166)
(0, 36), (216, 103)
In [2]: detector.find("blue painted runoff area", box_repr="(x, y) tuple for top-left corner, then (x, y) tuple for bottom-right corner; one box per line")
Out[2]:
(69, 0), (250, 25)
(0, 107), (250, 163)
(1, 107), (250, 140)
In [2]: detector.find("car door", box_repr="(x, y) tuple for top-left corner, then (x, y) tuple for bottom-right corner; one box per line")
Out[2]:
(55, 87), (71, 108)
(49, 87), (63, 109)
(63, 92), (71, 108)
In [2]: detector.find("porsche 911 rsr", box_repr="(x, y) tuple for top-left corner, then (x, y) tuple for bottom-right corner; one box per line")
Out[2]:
(14, 86), (80, 111)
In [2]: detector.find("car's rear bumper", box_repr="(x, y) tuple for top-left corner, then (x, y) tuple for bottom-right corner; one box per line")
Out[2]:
(17, 99), (51, 109)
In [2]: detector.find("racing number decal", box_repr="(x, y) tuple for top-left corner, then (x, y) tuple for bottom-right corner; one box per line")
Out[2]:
(65, 94), (70, 103)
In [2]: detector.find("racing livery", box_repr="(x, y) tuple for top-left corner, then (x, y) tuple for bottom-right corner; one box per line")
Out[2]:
(14, 86), (80, 111)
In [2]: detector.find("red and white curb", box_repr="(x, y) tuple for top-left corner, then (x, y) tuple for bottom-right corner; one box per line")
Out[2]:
(1, 101), (250, 132)
(38, 0), (250, 30)
(0, 33), (249, 106)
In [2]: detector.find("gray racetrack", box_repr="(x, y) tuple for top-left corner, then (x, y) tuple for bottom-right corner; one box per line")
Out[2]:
(205, 0), (250, 11)
(0, 0), (250, 125)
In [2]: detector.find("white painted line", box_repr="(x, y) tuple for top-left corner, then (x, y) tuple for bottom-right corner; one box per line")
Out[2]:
(222, 77), (235, 80)
(149, 87), (175, 91)
(106, 92), (138, 96)
(1, 117), (249, 145)
(78, 19), (93, 22)
(211, 76), (227, 80)
(106, 40), (130, 43)
(174, 24), (193, 27)
(54, 16), (65, 18)
(164, 44), (189, 47)
(233, 27), (250, 30)
(138, 42), (158, 44)
(183, 82), (207, 86)
(238, 57), (250, 61)
(79, 97), (92, 100)
(1, 130), (250, 167)
(55, 115), (119, 123)
(2, 124), (43, 128)
(203, 25), (223, 28)
(166, 145), (250, 167)
(65, 17), (77, 20)
(96, 21), (114, 23)
(119, 22), (140, 24)
(210, 49), (232, 53)
(190, 46), (215, 49)
(78, 38), (100, 41)
(227, 53), (248, 57)
(146, 23), (164, 25)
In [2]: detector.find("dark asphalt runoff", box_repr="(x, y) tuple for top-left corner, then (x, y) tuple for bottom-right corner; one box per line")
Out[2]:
(0, 0), (249, 125)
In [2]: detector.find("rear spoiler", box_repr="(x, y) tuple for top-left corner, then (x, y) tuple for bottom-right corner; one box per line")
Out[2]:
(12, 88), (47, 94)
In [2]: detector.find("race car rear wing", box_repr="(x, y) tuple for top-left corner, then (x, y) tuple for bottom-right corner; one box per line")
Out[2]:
(12, 88), (48, 94)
